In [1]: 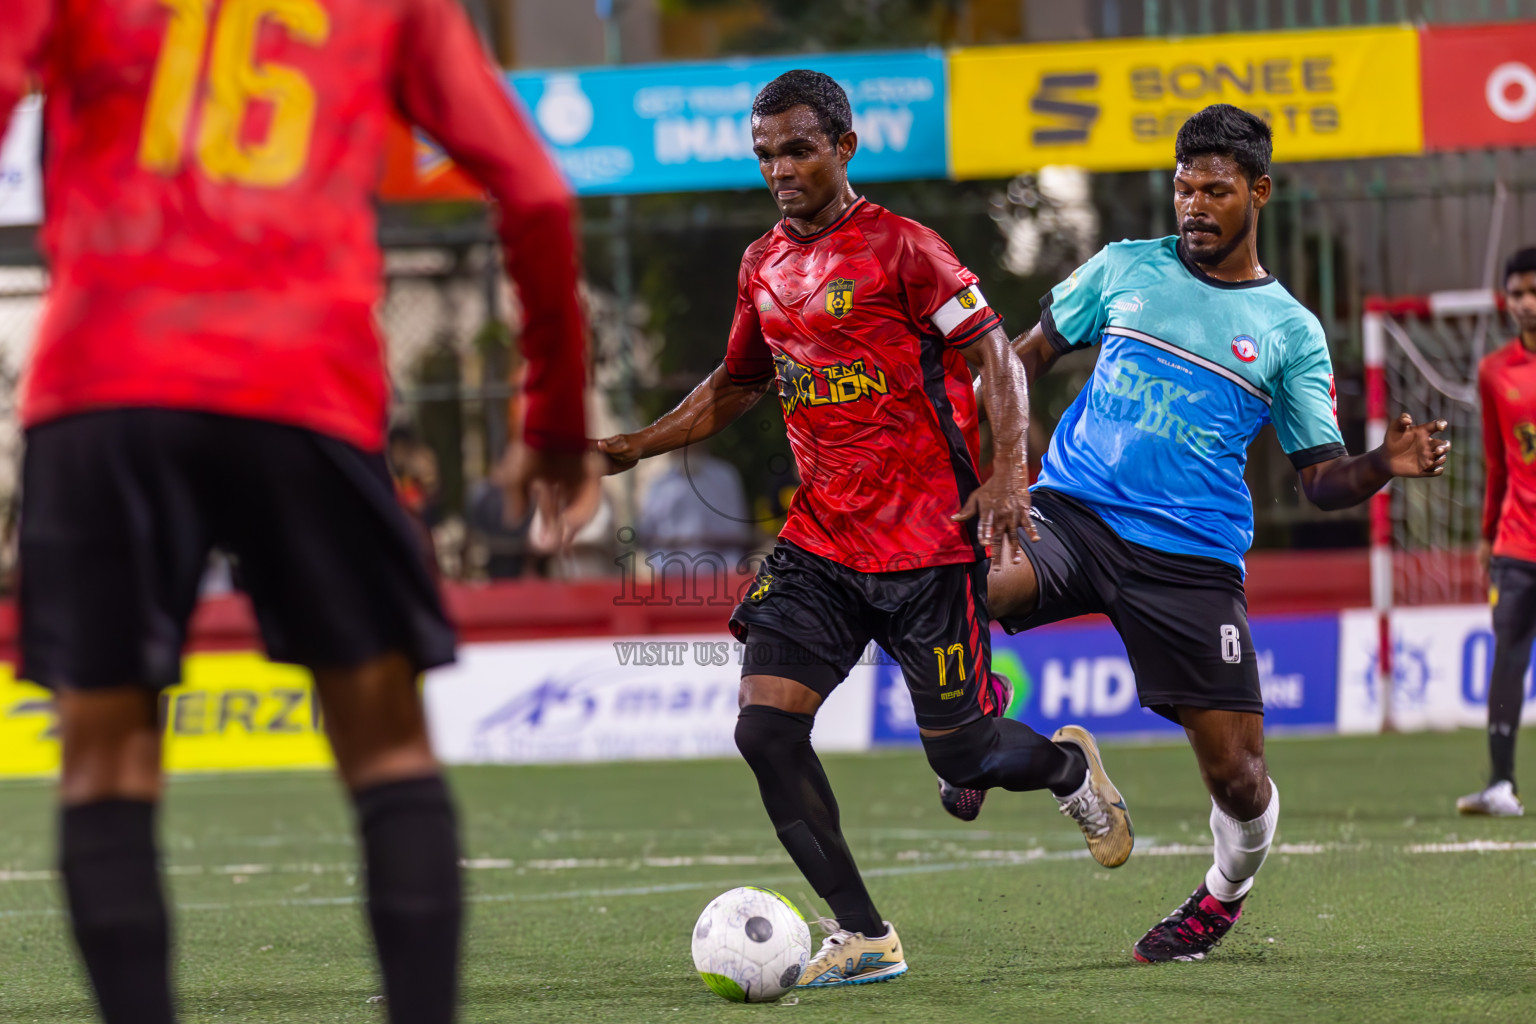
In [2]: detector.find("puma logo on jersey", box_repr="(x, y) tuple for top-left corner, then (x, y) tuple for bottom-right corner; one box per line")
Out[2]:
(774, 353), (888, 415)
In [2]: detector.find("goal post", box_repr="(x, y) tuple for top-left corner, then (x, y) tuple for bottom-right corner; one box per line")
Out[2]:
(1362, 290), (1507, 730)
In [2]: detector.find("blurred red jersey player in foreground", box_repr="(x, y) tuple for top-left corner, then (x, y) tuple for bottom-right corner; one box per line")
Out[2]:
(0, 2), (587, 1022)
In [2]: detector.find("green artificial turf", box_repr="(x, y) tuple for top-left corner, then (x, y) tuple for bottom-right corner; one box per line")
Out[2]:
(1, 729), (1533, 1023)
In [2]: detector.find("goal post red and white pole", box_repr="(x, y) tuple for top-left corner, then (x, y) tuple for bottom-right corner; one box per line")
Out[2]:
(1362, 302), (1394, 731)
(1362, 289), (1499, 732)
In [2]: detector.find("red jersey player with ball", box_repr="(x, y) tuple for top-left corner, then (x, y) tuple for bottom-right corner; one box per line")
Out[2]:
(1461, 247), (1536, 816)
(600, 70), (1132, 988)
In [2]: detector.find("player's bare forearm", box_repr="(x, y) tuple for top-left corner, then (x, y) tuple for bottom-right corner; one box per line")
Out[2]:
(978, 324), (1061, 423)
(597, 363), (769, 474)
(1299, 412), (1450, 511)
(957, 328), (1039, 559)
(1013, 324), (1064, 384)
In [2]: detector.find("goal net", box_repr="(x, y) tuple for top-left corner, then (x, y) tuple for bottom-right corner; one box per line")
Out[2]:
(1364, 291), (1508, 611)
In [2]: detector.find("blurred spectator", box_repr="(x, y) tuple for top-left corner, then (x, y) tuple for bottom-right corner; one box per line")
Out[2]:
(637, 443), (754, 566)
(466, 477), (531, 579)
(388, 423), (443, 527)
(469, 449), (616, 579)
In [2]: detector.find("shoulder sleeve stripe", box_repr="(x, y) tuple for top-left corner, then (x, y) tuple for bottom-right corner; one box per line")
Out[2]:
(726, 366), (774, 386)
(1286, 441), (1347, 471)
(1038, 293), (1076, 353)
(932, 286), (989, 337)
(946, 311), (1004, 349)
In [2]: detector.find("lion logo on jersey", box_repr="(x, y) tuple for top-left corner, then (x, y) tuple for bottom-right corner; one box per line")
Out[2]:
(774, 353), (888, 415)
(825, 278), (855, 319)
(1516, 421), (1536, 464)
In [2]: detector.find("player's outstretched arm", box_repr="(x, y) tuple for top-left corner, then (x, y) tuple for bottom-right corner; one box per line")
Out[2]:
(396, 0), (587, 460)
(955, 327), (1040, 562)
(0, 0), (50, 127)
(1012, 324), (1067, 384)
(1298, 412), (1450, 511)
(597, 363), (771, 475)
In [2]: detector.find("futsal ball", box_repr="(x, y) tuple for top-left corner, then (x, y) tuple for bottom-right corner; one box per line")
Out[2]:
(691, 886), (812, 1002)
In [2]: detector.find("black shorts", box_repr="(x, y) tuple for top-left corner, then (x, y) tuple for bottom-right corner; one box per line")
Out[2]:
(729, 540), (992, 731)
(1491, 555), (1536, 646)
(20, 410), (456, 691)
(997, 489), (1261, 722)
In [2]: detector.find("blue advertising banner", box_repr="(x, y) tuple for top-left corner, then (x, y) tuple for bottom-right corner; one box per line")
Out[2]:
(506, 50), (948, 196)
(872, 614), (1340, 744)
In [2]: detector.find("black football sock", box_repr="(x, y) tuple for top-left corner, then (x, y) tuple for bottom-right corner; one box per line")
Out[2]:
(59, 800), (174, 1024)
(355, 776), (463, 1024)
(923, 717), (1086, 798)
(735, 705), (883, 936)
(1488, 574), (1536, 790)
(1488, 645), (1529, 789)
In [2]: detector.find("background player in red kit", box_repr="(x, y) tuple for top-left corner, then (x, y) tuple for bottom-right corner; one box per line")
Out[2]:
(599, 70), (1132, 988)
(1462, 247), (1536, 817)
(0, 2), (587, 1022)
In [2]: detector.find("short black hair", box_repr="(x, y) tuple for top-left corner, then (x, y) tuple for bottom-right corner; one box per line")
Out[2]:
(752, 69), (853, 142)
(1505, 247), (1536, 284)
(1175, 104), (1273, 184)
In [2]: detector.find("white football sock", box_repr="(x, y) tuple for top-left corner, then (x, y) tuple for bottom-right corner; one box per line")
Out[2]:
(1204, 778), (1279, 905)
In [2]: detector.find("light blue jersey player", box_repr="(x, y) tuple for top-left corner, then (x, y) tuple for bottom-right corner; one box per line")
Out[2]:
(1035, 234), (1342, 571)
(970, 104), (1451, 963)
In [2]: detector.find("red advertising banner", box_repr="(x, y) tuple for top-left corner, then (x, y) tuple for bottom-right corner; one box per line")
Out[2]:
(378, 116), (483, 203)
(1421, 22), (1536, 151)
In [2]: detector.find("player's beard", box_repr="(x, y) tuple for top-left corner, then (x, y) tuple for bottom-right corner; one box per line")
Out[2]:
(1186, 203), (1254, 268)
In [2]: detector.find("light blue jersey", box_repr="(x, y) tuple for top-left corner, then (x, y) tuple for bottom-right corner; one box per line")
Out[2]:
(1035, 236), (1345, 572)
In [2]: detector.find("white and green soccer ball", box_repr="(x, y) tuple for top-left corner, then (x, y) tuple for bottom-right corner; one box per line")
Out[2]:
(691, 886), (812, 1003)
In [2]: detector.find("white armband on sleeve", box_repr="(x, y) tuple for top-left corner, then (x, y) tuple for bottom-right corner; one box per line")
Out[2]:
(931, 285), (989, 337)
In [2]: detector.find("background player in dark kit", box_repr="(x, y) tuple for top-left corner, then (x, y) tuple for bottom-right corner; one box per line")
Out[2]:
(1460, 246), (1536, 817)
(600, 70), (1132, 988)
(0, 2), (588, 1021)
(979, 105), (1451, 962)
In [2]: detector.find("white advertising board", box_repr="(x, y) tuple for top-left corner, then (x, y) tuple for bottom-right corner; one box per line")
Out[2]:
(1337, 605), (1536, 733)
(0, 96), (42, 227)
(425, 634), (875, 765)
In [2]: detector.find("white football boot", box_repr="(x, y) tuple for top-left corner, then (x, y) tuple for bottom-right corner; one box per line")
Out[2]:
(1456, 780), (1525, 817)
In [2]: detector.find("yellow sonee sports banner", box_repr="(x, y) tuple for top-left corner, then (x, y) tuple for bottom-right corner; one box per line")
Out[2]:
(0, 654), (334, 778)
(949, 25), (1423, 178)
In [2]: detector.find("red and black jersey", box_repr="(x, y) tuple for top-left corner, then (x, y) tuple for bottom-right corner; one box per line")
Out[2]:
(725, 197), (1003, 571)
(0, 0), (586, 454)
(1480, 338), (1536, 563)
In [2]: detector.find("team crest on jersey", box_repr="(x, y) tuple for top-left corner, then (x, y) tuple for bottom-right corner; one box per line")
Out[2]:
(1231, 335), (1259, 362)
(825, 278), (855, 319)
(774, 353), (888, 415)
(1516, 422), (1536, 464)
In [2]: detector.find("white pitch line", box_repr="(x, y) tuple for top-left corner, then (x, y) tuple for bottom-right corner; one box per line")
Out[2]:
(1406, 839), (1536, 854)
(0, 860), (1045, 919)
(0, 838), (1529, 902)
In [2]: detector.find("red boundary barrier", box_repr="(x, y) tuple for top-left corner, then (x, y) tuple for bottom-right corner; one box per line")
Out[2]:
(0, 550), (1372, 664)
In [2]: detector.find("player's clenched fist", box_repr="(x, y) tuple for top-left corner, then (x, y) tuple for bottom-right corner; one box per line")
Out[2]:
(596, 434), (643, 475)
